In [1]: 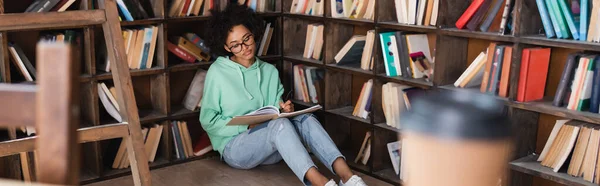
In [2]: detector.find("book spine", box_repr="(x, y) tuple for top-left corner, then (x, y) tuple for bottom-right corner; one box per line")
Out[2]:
(167, 42), (196, 63)
(558, 0), (580, 40)
(455, 0), (485, 29)
(580, 0), (589, 41)
(466, 0), (492, 31)
(550, 0), (571, 38)
(489, 46), (505, 95)
(517, 49), (531, 102)
(172, 122), (185, 160)
(553, 54), (578, 106)
(536, 0), (556, 38)
(479, 0), (504, 32)
(591, 56), (600, 113)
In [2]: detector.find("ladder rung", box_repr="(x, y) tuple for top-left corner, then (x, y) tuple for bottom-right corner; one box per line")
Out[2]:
(0, 123), (129, 157)
(0, 10), (106, 31)
(0, 84), (36, 127)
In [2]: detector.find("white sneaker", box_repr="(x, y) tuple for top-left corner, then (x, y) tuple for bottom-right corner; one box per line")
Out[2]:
(339, 175), (367, 186)
(325, 179), (339, 186)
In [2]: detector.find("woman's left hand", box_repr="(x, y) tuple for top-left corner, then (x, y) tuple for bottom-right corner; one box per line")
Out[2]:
(279, 100), (294, 113)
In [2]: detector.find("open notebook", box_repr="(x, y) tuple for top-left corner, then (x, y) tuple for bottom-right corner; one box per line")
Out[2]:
(227, 105), (322, 125)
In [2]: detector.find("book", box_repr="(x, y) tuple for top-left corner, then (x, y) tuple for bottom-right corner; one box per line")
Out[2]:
(227, 105), (322, 125)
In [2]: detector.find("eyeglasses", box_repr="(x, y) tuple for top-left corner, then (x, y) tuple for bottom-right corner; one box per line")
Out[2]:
(227, 34), (255, 54)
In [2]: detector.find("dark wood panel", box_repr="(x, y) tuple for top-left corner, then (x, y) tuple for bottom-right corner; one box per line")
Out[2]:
(324, 70), (352, 109)
(325, 22), (356, 65)
(431, 35), (468, 86)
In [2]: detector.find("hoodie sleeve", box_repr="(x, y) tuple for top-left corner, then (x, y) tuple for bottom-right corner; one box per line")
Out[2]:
(199, 70), (246, 136)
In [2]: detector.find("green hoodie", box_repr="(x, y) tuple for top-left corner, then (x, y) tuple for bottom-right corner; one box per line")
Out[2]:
(199, 56), (284, 155)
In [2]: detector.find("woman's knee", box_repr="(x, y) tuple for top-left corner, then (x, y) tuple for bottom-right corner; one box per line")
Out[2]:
(268, 118), (294, 132)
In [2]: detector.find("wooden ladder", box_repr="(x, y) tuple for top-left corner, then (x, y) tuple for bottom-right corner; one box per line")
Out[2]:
(0, 0), (151, 185)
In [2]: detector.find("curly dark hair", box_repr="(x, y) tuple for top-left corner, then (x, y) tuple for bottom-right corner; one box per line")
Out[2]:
(206, 4), (265, 57)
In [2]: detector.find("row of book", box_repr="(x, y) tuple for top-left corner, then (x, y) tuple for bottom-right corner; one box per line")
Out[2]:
(168, 0), (214, 18)
(8, 30), (81, 82)
(334, 30), (375, 71)
(382, 82), (421, 129)
(166, 33), (212, 64)
(289, 0), (324, 16)
(552, 52), (600, 113)
(25, 0), (77, 13)
(257, 22), (275, 56)
(536, 0), (598, 41)
(100, 26), (159, 72)
(456, 0), (514, 35)
(393, 0), (439, 26)
(330, 0), (375, 20)
(293, 65), (325, 104)
(454, 43), (551, 102)
(303, 24), (324, 61)
(379, 32), (433, 79)
(239, 0), (278, 13)
(114, 0), (155, 21)
(538, 120), (600, 183)
(111, 121), (214, 169)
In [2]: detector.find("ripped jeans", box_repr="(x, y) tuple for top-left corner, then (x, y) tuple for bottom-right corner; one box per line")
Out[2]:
(222, 114), (344, 186)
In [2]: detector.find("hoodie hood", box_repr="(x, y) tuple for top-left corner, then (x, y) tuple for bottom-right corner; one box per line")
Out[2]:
(215, 56), (264, 105)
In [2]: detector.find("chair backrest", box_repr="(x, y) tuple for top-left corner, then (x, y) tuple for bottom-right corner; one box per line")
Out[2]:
(0, 42), (78, 185)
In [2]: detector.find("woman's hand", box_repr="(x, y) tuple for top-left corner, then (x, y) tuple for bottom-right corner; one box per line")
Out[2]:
(279, 100), (294, 113)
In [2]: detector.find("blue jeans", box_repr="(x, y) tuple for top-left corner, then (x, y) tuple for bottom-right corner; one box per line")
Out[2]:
(222, 114), (344, 185)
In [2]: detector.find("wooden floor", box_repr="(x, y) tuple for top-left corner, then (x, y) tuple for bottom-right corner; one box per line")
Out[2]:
(86, 158), (393, 186)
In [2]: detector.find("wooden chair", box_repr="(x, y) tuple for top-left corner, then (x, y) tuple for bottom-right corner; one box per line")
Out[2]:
(0, 0), (151, 185)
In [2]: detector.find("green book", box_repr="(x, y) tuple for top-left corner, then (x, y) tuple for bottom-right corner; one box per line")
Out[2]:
(549, 0), (571, 38)
(578, 56), (595, 111)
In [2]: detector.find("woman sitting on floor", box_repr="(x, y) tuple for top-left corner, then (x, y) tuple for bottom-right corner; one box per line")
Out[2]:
(199, 4), (368, 186)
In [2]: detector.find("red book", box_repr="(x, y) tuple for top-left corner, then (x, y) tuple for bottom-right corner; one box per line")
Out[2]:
(498, 46), (512, 98)
(455, 0), (485, 29)
(181, 0), (192, 16)
(167, 41), (196, 63)
(193, 132), (213, 156)
(517, 48), (551, 102)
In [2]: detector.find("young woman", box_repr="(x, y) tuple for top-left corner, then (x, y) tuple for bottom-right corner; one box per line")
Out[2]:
(200, 4), (368, 186)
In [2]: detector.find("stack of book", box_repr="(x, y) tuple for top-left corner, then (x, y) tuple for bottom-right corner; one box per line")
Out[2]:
(393, 0), (439, 26)
(537, 120), (600, 184)
(292, 65), (325, 104)
(334, 32), (375, 71)
(288, 0), (324, 16)
(379, 32), (433, 79)
(114, 0), (155, 21)
(257, 22), (274, 56)
(329, 0), (375, 20)
(381, 82), (419, 129)
(24, 0), (77, 13)
(168, 0), (214, 17)
(112, 124), (164, 169)
(167, 33), (212, 64)
(100, 26), (160, 72)
(517, 47), (551, 102)
(535, 0), (597, 41)
(239, 0), (278, 13)
(303, 24), (324, 61)
(552, 53), (600, 113)
(455, 0), (514, 34)
(353, 79), (373, 119)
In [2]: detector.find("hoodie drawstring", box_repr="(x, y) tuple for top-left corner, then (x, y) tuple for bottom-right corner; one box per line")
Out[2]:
(234, 59), (265, 106)
(236, 67), (254, 100)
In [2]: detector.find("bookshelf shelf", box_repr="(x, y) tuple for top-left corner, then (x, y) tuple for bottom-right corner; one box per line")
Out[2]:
(282, 13), (325, 21)
(326, 106), (371, 124)
(439, 28), (515, 42)
(326, 64), (373, 77)
(168, 62), (212, 72)
(96, 68), (165, 80)
(139, 109), (167, 124)
(120, 18), (164, 26)
(258, 54), (282, 61)
(165, 16), (211, 23)
(80, 170), (100, 185)
(169, 106), (198, 120)
(438, 85), (509, 103)
(519, 35), (600, 52)
(325, 17), (375, 27)
(508, 100), (600, 125)
(374, 123), (401, 133)
(80, 74), (93, 82)
(283, 55), (325, 67)
(378, 22), (438, 33)
(373, 168), (401, 185)
(376, 74), (432, 89)
(510, 155), (595, 186)
(257, 12), (283, 17)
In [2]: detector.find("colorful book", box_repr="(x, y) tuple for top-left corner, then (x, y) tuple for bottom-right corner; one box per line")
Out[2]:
(536, 0), (556, 38)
